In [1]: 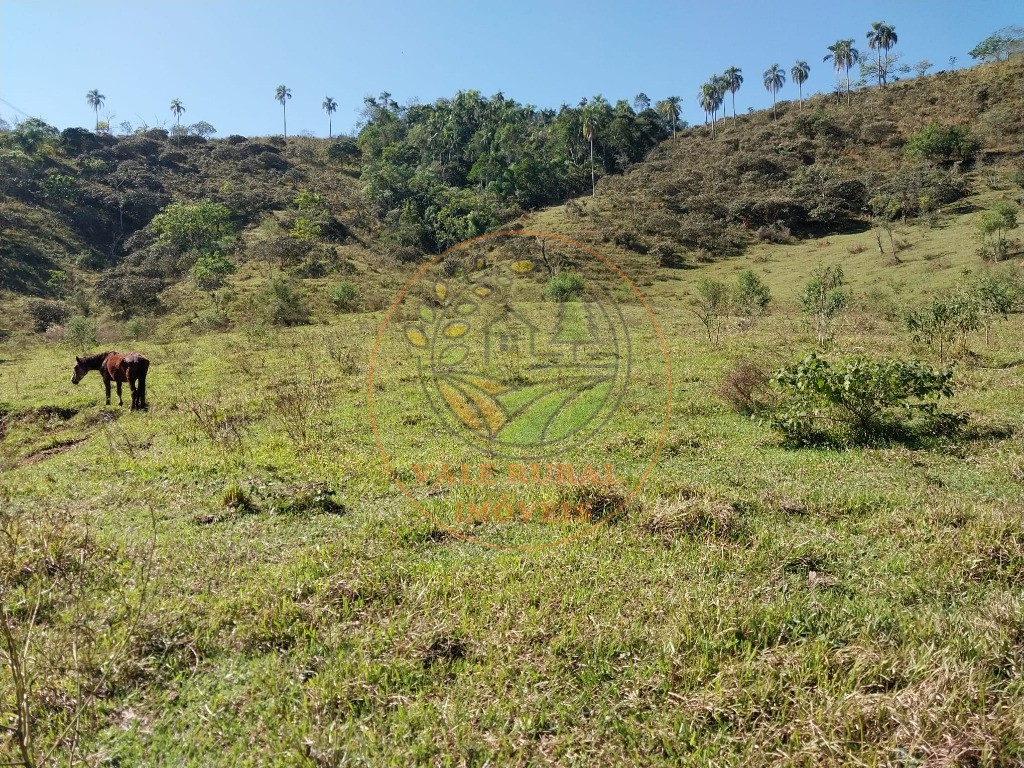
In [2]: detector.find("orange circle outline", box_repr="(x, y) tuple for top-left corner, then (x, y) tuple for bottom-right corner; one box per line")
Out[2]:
(367, 229), (672, 550)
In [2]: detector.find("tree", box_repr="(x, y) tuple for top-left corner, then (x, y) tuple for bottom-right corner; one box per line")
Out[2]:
(582, 107), (597, 197)
(86, 89), (105, 131)
(710, 75), (728, 131)
(866, 21), (898, 86)
(977, 202), (1018, 262)
(275, 84), (292, 138)
(913, 60), (933, 78)
(322, 96), (337, 139)
(697, 84), (715, 135)
(763, 65), (785, 120)
(791, 61), (810, 108)
(169, 98), (185, 130)
(692, 278), (729, 345)
(800, 265), (849, 345)
(656, 96), (681, 137)
(824, 39), (859, 104)
(969, 26), (1024, 63)
(633, 92), (651, 112)
(723, 66), (743, 123)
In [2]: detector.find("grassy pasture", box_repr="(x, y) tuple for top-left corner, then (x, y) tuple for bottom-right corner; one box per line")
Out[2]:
(2, 189), (1024, 765)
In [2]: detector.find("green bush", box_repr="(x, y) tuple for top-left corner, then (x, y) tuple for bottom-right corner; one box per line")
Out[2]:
(263, 278), (310, 326)
(331, 281), (361, 312)
(770, 354), (954, 445)
(61, 316), (99, 353)
(904, 122), (979, 163)
(544, 271), (585, 302)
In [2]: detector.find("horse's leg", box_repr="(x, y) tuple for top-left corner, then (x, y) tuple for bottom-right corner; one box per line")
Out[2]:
(139, 373), (147, 409)
(128, 376), (138, 411)
(104, 377), (111, 406)
(116, 381), (124, 407)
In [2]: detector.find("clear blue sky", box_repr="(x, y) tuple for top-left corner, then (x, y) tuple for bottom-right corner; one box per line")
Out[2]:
(1, 0), (1019, 137)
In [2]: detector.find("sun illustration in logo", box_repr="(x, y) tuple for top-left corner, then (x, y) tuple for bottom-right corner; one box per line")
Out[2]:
(401, 259), (630, 459)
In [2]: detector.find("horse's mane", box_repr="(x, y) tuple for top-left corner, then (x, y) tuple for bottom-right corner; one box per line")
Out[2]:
(80, 351), (114, 366)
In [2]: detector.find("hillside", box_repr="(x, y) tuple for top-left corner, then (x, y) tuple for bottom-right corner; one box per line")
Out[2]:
(1, 58), (1021, 343)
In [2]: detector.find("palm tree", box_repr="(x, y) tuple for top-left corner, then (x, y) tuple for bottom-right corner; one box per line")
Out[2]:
(824, 39), (859, 104)
(791, 61), (810, 108)
(170, 98), (185, 130)
(656, 96), (681, 137)
(866, 22), (898, 86)
(86, 89), (105, 131)
(710, 75), (728, 131)
(275, 84), (292, 138)
(582, 108), (597, 196)
(723, 67), (743, 123)
(698, 83), (719, 139)
(763, 65), (785, 120)
(322, 96), (337, 139)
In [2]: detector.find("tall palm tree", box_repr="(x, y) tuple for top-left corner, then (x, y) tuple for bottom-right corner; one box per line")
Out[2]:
(710, 75), (728, 131)
(275, 84), (292, 138)
(656, 96), (681, 137)
(698, 83), (719, 139)
(322, 96), (337, 139)
(86, 89), (105, 131)
(170, 98), (185, 130)
(582, 107), (597, 196)
(723, 66), (743, 123)
(763, 65), (785, 120)
(791, 61), (810, 108)
(824, 39), (859, 104)
(866, 21), (898, 86)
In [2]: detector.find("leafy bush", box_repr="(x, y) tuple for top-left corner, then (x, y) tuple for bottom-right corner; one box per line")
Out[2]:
(61, 316), (99, 352)
(190, 251), (236, 290)
(904, 294), (979, 363)
(544, 271), (585, 302)
(770, 354), (954, 444)
(25, 299), (70, 332)
(263, 279), (310, 326)
(904, 122), (979, 163)
(800, 265), (849, 346)
(331, 280), (361, 312)
(734, 270), (772, 329)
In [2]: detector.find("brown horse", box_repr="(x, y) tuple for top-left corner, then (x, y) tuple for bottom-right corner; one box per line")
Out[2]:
(71, 351), (150, 410)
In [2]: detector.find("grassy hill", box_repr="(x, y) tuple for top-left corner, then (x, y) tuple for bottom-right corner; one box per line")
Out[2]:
(1, 59), (1023, 766)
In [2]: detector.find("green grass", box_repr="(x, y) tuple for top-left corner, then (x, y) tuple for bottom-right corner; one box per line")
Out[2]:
(2, 199), (1024, 765)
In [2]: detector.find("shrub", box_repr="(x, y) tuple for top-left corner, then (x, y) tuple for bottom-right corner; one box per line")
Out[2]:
(718, 359), (774, 415)
(190, 251), (236, 290)
(734, 270), (772, 329)
(770, 354), (954, 444)
(61, 316), (99, 352)
(904, 122), (979, 163)
(331, 280), (361, 312)
(263, 278), (311, 326)
(544, 271), (585, 302)
(904, 294), (979, 363)
(799, 265), (849, 346)
(25, 299), (71, 332)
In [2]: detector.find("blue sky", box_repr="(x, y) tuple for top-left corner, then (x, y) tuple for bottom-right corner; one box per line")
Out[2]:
(1, 0), (1019, 137)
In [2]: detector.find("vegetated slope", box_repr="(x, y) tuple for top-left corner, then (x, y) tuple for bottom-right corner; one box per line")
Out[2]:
(0, 129), (374, 308)
(545, 58), (1023, 269)
(0, 58), (1021, 336)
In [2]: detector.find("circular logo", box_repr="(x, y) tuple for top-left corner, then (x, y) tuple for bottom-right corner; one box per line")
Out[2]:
(368, 230), (671, 550)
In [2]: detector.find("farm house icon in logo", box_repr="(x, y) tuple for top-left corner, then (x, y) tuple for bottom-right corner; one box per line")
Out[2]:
(401, 259), (631, 461)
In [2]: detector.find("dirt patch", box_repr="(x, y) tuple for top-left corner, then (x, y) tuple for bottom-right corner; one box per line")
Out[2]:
(19, 437), (89, 467)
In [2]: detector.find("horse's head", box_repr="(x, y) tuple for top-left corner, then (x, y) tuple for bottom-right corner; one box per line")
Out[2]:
(71, 356), (87, 385)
